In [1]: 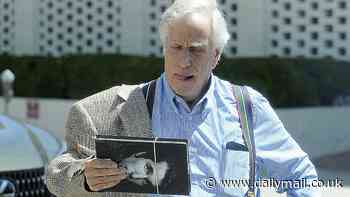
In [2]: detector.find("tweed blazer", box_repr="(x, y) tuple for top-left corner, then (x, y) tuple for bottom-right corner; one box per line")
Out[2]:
(46, 84), (153, 197)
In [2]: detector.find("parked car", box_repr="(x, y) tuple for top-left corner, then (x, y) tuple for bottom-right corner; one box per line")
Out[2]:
(0, 115), (66, 197)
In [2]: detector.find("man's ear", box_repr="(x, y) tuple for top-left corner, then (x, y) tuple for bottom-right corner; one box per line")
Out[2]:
(212, 49), (221, 69)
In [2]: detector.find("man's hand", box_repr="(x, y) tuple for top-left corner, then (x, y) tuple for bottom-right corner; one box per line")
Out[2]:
(84, 158), (127, 191)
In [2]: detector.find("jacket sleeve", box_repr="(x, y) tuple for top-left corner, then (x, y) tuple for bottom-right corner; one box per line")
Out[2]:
(45, 103), (102, 197)
(248, 87), (321, 197)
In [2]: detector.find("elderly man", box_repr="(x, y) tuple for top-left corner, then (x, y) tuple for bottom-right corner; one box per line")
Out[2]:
(46, 0), (320, 196)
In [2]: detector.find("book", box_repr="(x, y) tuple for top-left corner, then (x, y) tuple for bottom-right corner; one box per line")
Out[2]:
(95, 135), (190, 196)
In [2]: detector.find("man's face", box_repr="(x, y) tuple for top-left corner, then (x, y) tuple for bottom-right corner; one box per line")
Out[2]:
(164, 13), (219, 102)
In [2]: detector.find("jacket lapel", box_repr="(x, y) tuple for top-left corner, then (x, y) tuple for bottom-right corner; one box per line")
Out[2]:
(117, 84), (154, 138)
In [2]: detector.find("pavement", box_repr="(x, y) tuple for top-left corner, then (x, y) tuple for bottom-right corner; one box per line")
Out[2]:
(260, 168), (350, 196)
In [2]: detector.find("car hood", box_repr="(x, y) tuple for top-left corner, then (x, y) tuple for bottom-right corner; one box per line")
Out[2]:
(0, 115), (65, 171)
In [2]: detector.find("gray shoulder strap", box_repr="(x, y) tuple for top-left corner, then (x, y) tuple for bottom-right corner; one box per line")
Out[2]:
(232, 85), (256, 197)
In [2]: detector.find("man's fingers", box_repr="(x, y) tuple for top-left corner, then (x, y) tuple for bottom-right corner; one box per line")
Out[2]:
(88, 175), (127, 191)
(85, 158), (119, 169)
(92, 174), (127, 185)
(86, 168), (127, 177)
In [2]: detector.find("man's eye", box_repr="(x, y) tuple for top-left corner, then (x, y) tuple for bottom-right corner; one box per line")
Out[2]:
(189, 47), (204, 53)
(172, 45), (182, 50)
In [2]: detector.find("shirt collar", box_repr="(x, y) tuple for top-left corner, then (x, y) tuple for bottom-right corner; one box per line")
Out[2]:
(161, 73), (215, 116)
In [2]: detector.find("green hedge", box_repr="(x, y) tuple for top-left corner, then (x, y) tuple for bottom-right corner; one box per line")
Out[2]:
(1, 54), (349, 107)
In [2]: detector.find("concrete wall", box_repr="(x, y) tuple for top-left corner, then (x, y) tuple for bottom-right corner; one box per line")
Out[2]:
(3, 96), (349, 159)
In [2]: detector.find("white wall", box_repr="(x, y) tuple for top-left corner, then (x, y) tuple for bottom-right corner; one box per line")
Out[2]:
(3, 96), (350, 159)
(13, 0), (36, 56)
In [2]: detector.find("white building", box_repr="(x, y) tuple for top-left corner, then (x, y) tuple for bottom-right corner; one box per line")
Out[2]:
(0, 0), (349, 61)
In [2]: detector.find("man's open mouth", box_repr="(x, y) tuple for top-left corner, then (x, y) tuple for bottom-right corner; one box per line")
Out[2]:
(175, 74), (194, 81)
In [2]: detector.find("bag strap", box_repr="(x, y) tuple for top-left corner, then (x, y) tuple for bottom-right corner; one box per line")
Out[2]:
(232, 85), (256, 197)
(142, 80), (157, 118)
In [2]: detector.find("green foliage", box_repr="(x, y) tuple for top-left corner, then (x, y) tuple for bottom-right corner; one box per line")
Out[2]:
(0, 54), (349, 107)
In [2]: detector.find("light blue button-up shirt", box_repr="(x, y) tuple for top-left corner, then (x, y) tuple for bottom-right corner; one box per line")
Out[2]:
(150, 73), (319, 197)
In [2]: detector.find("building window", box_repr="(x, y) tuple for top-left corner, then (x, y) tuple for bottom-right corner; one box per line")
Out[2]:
(67, 14), (73, 21)
(77, 7), (83, 14)
(220, 0), (226, 5)
(3, 40), (9, 46)
(47, 2), (53, 9)
(231, 32), (237, 40)
(339, 32), (347, 40)
(311, 32), (318, 40)
(339, 1), (347, 9)
(86, 39), (93, 46)
(66, 39), (72, 46)
(150, 0), (156, 6)
(97, 20), (103, 26)
(77, 33), (83, 40)
(77, 20), (83, 27)
(325, 9), (333, 17)
(284, 32), (291, 40)
(271, 40), (278, 47)
(86, 1), (93, 8)
(284, 2), (291, 11)
(47, 39), (53, 46)
(272, 10), (279, 18)
(57, 33), (63, 40)
(231, 4), (237, 11)
(311, 2), (318, 10)
(230, 46), (237, 54)
(298, 10), (306, 18)
(57, 45), (63, 53)
(325, 40), (333, 48)
(338, 17), (347, 24)
(325, 25), (333, 32)
(311, 17), (319, 24)
(107, 26), (114, 33)
(271, 25), (279, 33)
(57, 8), (63, 15)
(97, 33), (103, 40)
(106, 40), (113, 47)
(87, 26), (93, 34)
(47, 27), (53, 33)
(283, 47), (291, 55)
(231, 18), (237, 26)
(97, 7), (103, 14)
(150, 39), (156, 46)
(97, 46), (103, 54)
(107, 13), (113, 20)
(107, 1), (113, 7)
(339, 48), (346, 56)
(311, 47), (318, 55)
(284, 17), (291, 25)
(47, 14), (53, 21)
(77, 46), (82, 53)
(57, 20), (63, 27)
(298, 25), (306, 32)
(160, 6), (166, 13)
(150, 26), (157, 33)
(67, 2), (73, 8)
(298, 40), (305, 48)
(150, 12), (156, 20)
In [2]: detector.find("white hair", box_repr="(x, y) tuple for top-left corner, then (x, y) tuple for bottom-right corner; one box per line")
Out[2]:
(159, 0), (230, 54)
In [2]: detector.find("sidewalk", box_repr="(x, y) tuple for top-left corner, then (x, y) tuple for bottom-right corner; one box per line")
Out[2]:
(261, 168), (350, 196)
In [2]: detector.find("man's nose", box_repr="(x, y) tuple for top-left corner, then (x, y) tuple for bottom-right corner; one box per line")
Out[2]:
(179, 49), (191, 68)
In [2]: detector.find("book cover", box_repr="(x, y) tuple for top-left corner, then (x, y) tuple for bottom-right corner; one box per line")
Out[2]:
(95, 135), (190, 196)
